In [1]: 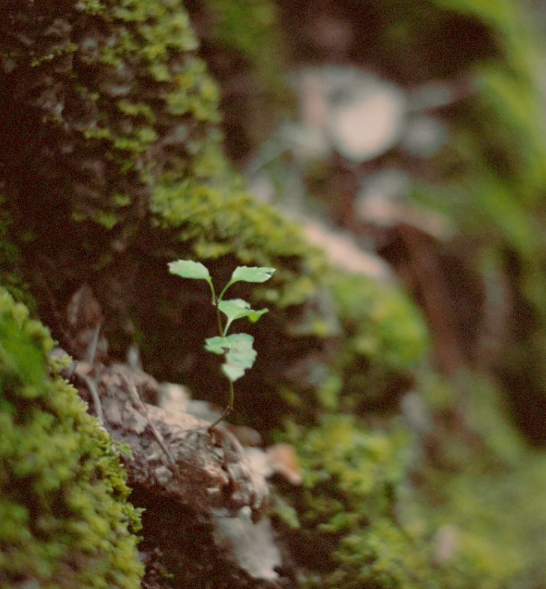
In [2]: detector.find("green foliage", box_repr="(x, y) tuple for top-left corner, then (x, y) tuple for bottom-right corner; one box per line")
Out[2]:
(279, 377), (546, 589)
(0, 288), (143, 588)
(412, 0), (546, 425)
(279, 415), (439, 589)
(205, 333), (257, 382)
(169, 260), (274, 422)
(327, 272), (428, 412)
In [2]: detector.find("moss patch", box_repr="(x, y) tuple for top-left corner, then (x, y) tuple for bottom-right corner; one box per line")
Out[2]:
(278, 381), (546, 588)
(0, 288), (143, 588)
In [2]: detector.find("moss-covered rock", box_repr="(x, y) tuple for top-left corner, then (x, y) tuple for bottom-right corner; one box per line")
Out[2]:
(0, 288), (143, 588)
(0, 0), (329, 427)
(275, 375), (546, 589)
(328, 272), (428, 413)
(276, 414), (438, 589)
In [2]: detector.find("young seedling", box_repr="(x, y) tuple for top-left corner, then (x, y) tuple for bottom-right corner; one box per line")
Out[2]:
(168, 260), (275, 429)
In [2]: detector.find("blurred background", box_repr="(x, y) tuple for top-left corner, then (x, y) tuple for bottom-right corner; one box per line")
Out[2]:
(186, 0), (546, 445)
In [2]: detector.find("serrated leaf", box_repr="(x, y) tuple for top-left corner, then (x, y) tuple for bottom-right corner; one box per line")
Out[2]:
(230, 266), (275, 284)
(168, 260), (211, 280)
(218, 298), (268, 333)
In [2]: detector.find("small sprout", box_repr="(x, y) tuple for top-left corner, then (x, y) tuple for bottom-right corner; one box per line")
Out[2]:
(169, 260), (275, 428)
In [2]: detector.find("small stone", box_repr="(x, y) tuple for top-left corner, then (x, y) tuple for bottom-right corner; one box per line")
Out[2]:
(154, 465), (173, 485)
(213, 511), (281, 580)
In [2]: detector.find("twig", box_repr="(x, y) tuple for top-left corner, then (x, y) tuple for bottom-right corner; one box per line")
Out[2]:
(121, 374), (176, 466)
(78, 371), (105, 426)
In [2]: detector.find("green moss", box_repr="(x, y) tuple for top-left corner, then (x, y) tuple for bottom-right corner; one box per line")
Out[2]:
(279, 415), (439, 589)
(0, 0), (323, 311)
(0, 288), (143, 588)
(0, 195), (34, 310)
(151, 171), (326, 307)
(0, 0), (223, 230)
(327, 519), (435, 589)
(407, 374), (546, 589)
(204, 0), (286, 89)
(277, 373), (546, 588)
(327, 272), (428, 412)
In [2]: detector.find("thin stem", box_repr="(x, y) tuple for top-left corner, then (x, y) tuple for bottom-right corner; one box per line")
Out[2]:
(227, 379), (234, 410)
(216, 302), (224, 336)
(206, 279), (217, 306)
(207, 372), (235, 431)
(207, 405), (233, 431)
(208, 278), (237, 431)
(207, 283), (233, 431)
(218, 279), (235, 304)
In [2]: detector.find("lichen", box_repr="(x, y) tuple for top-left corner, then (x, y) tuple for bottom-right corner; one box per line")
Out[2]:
(0, 288), (143, 588)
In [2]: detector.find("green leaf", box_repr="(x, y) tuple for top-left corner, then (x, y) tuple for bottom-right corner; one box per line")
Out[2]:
(204, 333), (257, 382)
(218, 298), (269, 333)
(204, 336), (229, 355)
(222, 363), (245, 382)
(248, 308), (269, 323)
(224, 333), (257, 382)
(168, 260), (211, 280)
(230, 266), (275, 284)
(168, 259), (216, 303)
(219, 298), (251, 318)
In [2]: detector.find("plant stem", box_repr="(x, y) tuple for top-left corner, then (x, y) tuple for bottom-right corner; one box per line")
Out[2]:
(208, 293), (235, 431)
(208, 381), (234, 431)
(218, 280), (234, 304)
(228, 379), (234, 410)
(208, 377), (235, 431)
(216, 302), (224, 336)
(208, 405), (233, 431)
